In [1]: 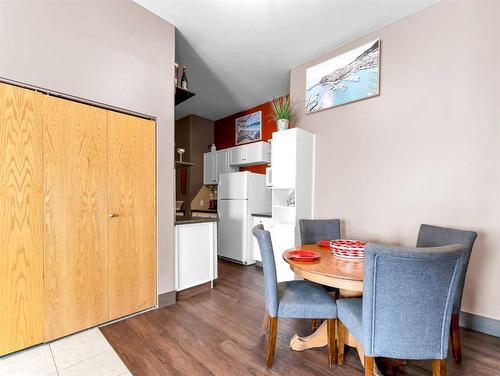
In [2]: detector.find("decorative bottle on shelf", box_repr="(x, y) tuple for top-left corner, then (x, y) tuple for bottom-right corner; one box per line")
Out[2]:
(180, 66), (188, 90)
(174, 63), (179, 87)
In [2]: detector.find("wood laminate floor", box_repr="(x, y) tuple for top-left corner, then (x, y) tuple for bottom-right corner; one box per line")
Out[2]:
(101, 260), (500, 376)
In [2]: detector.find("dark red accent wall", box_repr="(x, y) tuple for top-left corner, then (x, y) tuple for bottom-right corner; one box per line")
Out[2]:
(214, 100), (281, 174)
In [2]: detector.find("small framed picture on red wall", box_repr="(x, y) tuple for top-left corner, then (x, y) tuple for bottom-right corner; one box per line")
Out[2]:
(235, 111), (262, 145)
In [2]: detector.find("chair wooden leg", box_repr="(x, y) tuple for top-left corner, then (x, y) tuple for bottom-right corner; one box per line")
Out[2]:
(266, 316), (278, 367)
(364, 356), (375, 376)
(334, 289), (340, 300)
(337, 320), (346, 365)
(327, 319), (337, 367)
(261, 309), (269, 336)
(311, 319), (318, 331)
(432, 359), (446, 376)
(450, 314), (462, 362)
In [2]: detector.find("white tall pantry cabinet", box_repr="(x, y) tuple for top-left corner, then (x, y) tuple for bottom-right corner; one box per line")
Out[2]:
(270, 128), (315, 282)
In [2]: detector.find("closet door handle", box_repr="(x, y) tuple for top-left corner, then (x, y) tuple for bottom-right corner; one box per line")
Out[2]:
(108, 213), (119, 218)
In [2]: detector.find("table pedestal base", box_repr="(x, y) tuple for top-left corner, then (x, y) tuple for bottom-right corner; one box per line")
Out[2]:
(289, 289), (382, 375)
(290, 321), (364, 360)
(290, 323), (381, 375)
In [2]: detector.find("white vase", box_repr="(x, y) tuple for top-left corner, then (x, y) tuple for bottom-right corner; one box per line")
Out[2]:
(277, 119), (289, 131)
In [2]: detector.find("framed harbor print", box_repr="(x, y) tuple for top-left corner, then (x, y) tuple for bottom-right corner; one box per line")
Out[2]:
(305, 39), (380, 113)
(235, 111), (262, 145)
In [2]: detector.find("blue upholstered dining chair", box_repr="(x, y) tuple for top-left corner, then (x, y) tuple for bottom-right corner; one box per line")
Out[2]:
(252, 224), (338, 368)
(336, 243), (466, 376)
(416, 224), (477, 362)
(299, 219), (341, 245)
(299, 218), (341, 330)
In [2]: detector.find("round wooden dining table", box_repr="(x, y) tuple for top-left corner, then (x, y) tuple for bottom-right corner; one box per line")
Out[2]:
(283, 244), (381, 375)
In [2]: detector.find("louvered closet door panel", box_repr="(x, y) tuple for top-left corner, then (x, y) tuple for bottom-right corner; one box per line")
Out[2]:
(0, 83), (44, 355)
(43, 95), (108, 341)
(108, 111), (156, 320)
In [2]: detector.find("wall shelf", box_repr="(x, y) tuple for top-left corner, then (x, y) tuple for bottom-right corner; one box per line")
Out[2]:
(175, 86), (195, 106)
(175, 161), (195, 168)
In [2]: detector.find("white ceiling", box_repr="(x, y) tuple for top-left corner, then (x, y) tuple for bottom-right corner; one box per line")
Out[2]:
(134, 0), (439, 121)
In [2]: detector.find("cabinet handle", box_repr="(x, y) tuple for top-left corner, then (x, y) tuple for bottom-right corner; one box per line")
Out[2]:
(108, 213), (119, 218)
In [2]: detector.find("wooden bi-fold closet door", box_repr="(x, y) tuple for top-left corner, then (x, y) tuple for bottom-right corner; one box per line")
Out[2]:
(107, 111), (156, 320)
(0, 83), (44, 355)
(42, 95), (109, 341)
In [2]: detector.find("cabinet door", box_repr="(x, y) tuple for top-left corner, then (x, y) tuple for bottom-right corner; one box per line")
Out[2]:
(43, 96), (109, 341)
(251, 216), (272, 263)
(176, 223), (214, 291)
(245, 142), (261, 163)
(108, 112), (156, 320)
(220, 149), (238, 174)
(229, 145), (245, 165)
(269, 225), (296, 282)
(230, 142), (270, 166)
(271, 131), (296, 188)
(203, 152), (216, 185)
(215, 150), (229, 182)
(0, 83), (44, 355)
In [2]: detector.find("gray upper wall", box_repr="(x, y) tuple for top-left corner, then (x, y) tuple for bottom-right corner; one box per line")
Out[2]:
(0, 0), (176, 294)
(290, 0), (500, 321)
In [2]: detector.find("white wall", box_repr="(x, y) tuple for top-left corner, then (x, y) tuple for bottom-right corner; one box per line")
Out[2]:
(0, 1), (176, 295)
(290, 0), (500, 320)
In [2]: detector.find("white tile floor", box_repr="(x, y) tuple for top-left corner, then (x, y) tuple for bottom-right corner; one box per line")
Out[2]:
(0, 328), (131, 376)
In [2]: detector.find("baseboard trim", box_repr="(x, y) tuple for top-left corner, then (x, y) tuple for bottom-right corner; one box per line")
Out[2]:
(158, 291), (176, 308)
(460, 311), (500, 338)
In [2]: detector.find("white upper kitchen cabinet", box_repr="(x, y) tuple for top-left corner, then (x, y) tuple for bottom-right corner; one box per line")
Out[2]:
(204, 149), (237, 185)
(229, 145), (245, 165)
(203, 152), (217, 185)
(229, 141), (270, 166)
(216, 149), (237, 177)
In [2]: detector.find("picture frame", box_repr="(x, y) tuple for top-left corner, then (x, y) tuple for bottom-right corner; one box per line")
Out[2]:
(235, 111), (262, 145)
(305, 39), (380, 114)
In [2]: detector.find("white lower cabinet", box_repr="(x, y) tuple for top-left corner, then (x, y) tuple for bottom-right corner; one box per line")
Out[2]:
(175, 221), (218, 291)
(269, 225), (296, 282)
(251, 215), (273, 263)
(251, 218), (296, 282)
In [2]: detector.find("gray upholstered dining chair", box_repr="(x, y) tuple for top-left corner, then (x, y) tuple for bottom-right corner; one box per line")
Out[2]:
(299, 219), (341, 244)
(336, 243), (466, 376)
(252, 224), (338, 368)
(299, 218), (341, 330)
(416, 224), (477, 362)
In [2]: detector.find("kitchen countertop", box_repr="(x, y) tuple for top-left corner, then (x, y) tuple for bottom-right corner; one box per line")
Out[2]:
(175, 216), (218, 225)
(251, 212), (272, 218)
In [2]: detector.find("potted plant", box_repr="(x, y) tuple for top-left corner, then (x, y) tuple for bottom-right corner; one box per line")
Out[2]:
(271, 96), (293, 131)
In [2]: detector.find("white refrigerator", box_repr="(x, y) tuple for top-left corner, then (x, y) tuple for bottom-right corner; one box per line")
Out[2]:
(218, 171), (271, 265)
